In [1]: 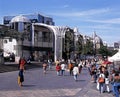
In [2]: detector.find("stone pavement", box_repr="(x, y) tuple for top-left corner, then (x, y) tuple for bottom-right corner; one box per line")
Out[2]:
(75, 81), (113, 97)
(0, 65), (114, 97)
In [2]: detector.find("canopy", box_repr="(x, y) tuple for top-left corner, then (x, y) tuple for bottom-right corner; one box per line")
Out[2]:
(102, 60), (112, 64)
(108, 49), (120, 62)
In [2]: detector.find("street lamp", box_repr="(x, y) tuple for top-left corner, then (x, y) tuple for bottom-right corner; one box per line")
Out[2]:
(83, 35), (87, 59)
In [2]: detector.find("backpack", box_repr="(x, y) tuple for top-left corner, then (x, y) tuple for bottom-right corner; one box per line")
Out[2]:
(98, 74), (105, 83)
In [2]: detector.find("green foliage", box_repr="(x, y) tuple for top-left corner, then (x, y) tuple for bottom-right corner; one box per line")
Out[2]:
(98, 45), (115, 57)
(64, 30), (74, 58)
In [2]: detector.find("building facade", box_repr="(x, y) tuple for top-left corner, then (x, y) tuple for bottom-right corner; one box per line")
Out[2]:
(2, 14), (74, 62)
(0, 13), (104, 62)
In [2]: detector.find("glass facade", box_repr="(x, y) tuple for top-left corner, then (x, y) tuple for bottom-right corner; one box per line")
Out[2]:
(3, 13), (54, 26)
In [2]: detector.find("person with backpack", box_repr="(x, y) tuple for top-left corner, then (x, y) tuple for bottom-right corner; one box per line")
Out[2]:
(98, 70), (105, 93)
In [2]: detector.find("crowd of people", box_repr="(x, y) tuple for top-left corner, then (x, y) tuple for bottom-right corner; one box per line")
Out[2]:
(55, 59), (84, 81)
(16, 57), (120, 97)
(53, 58), (120, 97)
(86, 58), (120, 97)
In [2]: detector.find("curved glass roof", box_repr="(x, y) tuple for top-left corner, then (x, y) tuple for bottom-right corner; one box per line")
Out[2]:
(11, 15), (30, 23)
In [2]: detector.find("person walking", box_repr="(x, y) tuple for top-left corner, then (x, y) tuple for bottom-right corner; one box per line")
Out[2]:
(113, 72), (120, 97)
(78, 61), (83, 74)
(60, 61), (66, 76)
(56, 63), (61, 76)
(98, 70), (105, 93)
(73, 64), (79, 81)
(48, 59), (52, 70)
(110, 69), (116, 96)
(18, 57), (26, 87)
(68, 62), (74, 76)
(104, 67), (110, 93)
(42, 61), (47, 74)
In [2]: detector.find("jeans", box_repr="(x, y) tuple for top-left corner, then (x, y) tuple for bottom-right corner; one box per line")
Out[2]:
(114, 82), (120, 97)
(61, 70), (65, 76)
(93, 74), (97, 82)
(74, 74), (78, 81)
(99, 83), (104, 93)
(111, 82), (116, 95)
(57, 71), (60, 76)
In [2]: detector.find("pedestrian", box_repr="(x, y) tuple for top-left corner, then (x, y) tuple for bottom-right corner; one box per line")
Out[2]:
(68, 62), (74, 76)
(18, 57), (26, 87)
(91, 65), (97, 83)
(48, 59), (52, 70)
(18, 57), (26, 70)
(42, 61), (47, 74)
(60, 61), (66, 76)
(113, 72), (120, 97)
(98, 70), (105, 93)
(56, 63), (61, 76)
(73, 64), (79, 81)
(78, 61), (83, 74)
(110, 69), (116, 96)
(104, 67), (110, 93)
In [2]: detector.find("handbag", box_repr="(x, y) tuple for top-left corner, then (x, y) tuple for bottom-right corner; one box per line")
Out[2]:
(98, 74), (105, 83)
(17, 76), (20, 85)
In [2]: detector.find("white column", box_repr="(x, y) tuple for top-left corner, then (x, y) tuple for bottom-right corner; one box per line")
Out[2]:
(32, 23), (34, 47)
(54, 34), (57, 62)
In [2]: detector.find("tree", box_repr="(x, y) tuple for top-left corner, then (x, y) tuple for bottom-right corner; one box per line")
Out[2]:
(64, 29), (74, 59)
(76, 35), (83, 55)
(85, 39), (94, 55)
(98, 45), (113, 57)
(0, 25), (30, 57)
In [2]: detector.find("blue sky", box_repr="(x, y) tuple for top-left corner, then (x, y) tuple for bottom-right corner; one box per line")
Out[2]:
(0, 0), (120, 46)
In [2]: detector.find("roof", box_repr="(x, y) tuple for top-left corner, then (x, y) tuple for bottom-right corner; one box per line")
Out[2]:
(11, 15), (30, 23)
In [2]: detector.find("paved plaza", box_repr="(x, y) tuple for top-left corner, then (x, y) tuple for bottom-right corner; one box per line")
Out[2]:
(0, 65), (114, 97)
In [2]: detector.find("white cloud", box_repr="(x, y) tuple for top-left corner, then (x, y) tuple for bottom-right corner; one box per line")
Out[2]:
(49, 8), (110, 17)
(86, 18), (120, 24)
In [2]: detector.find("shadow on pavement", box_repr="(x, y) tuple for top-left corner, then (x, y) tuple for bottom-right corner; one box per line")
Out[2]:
(22, 84), (36, 87)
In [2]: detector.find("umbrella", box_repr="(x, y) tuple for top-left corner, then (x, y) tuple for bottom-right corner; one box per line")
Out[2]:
(102, 60), (112, 65)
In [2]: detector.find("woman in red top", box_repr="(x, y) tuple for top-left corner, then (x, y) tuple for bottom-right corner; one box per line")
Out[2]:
(56, 64), (61, 76)
(18, 57), (26, 87)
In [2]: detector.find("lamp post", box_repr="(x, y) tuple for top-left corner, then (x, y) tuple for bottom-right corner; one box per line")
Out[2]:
(92, 39), (96, 56)
(83, 35), (86, 59)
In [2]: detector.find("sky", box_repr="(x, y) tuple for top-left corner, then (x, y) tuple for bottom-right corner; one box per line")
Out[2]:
(0, 0), (120, 46)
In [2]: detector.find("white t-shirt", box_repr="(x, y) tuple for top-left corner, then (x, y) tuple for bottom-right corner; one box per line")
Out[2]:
(73, 67), (79, 75)
(61, 64), (66, 70)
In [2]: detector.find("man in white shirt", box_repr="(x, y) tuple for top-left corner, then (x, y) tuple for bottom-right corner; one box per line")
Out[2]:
(61, 62), (66, 76)
(73, 65), (79, 81)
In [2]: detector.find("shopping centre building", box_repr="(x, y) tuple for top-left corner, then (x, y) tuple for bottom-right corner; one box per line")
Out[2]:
(0, 13), (103, 62)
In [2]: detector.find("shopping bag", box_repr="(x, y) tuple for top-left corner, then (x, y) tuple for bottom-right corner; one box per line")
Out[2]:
(17, 76), (20, 85)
